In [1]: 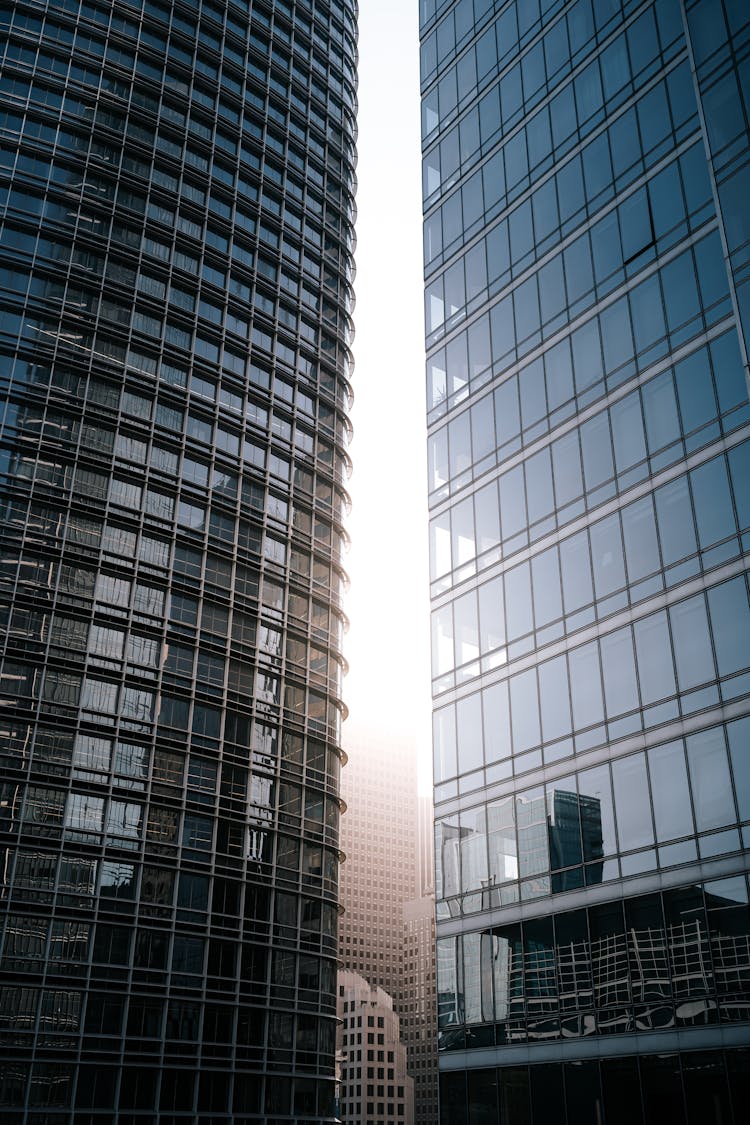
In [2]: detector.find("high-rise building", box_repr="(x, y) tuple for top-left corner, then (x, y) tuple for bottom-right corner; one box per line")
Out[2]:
(338, 722), (439, 1123)
(421, 0), (750, 1120)
(337, 970), (415, 1125)
(0, 1), (356, 1120)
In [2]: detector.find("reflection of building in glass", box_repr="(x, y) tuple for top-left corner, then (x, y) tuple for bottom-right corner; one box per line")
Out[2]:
(422, 0), (750, 1117)
(0, 0), (357, 1118)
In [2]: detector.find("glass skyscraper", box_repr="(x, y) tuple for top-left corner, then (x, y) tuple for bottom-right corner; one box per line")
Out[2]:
(0, 1), (356, 1121)
(421, 0), (750, 1120)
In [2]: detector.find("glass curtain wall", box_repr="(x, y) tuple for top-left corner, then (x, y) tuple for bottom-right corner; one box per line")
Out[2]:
(421, 0), (750, 1120)
(0, 0), (357, 1121)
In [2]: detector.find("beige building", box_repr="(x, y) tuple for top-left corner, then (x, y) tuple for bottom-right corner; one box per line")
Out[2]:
(337, 970), (414, 1125)
(338, 722), (438, 1124)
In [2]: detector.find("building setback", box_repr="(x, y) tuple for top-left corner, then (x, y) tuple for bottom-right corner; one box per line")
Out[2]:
(0, 0), (357, 1120)
(420, 0), (750, 1121)
(337, 970), (415, 1125)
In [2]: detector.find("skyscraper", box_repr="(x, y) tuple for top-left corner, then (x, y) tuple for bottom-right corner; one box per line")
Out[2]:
(421, 0), (750, 1119)
(0, 1), (357, 1120)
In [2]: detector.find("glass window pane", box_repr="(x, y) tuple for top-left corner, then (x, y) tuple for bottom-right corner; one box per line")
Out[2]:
(600, 627), (639, 717)
(655, 476), (697, 566)
(538, 655), (571, 742)
(569, 642), (604, 730)
(686, 727), (735, 831)
(482, 681), (511, 765)
(707, 576), (750, 678)
(505, 563), (533, 641)
(648, 740), (693, 841)
(590, 514), (626, 598)
(622, 496), (660, 582)
(578, 763), (616, 860)
(691, 457), (735, 548)
(670, 594), (714, 690)
(531, 546), (563, 627)
(633, 611), (676, 705)
(613, 753), (654, 850)
(510, 669), (540, 753)
(560, 529), (593, 612)
(478, 577), (505, 654)
(456, 693), (483, 773)
(726, 715), (750, 821)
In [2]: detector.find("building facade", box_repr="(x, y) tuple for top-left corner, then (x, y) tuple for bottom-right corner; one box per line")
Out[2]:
(337, 970), (415, 1125)
(421, 0), (750, 1120)
(0, 0), (356, 1120)
(338, 722), (439, 1123)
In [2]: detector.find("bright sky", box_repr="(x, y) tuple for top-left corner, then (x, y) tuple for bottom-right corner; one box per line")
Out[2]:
(341, 1), (433, 790)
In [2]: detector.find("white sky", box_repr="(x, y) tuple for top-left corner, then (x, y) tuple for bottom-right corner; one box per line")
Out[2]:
(341, 1), (433, 789)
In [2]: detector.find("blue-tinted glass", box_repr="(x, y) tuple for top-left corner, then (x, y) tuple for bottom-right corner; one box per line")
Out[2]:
(729, 441), (750, 529)
(654, 477), (697, 566)
(694, 230), (730, 311)
(478, 576), (505, 652)
(612, 753), (654, 850)
(560, 530), (593, 612)
(519, 359), (547, 429)
(661, 251), (700, 332)
(483, 681), (511, 764)
(611, 392), (646, 471)
(531, 546), (562, 626)
(711, 330), (748, 414)
(471, 397), (495, 462)
(590, 514), (625, 597)
(457, 693), (483, 772)
(505, 563), (533, 641)
(572, 318), (603, 393)
(557, 153), (586, 223)
(670, 594), (714, 690)
(642, 369), (681, 453)
(648, 740), (693, 842)
(707, 577), (750, 677)
(610, 107), (641, 178)
(546, 339), (575, 410)
(538, 655), (571, 741)
(525, 448), (554, 524)
(600, 296), (635, 375)
(634, 611), (676, 705)
(581, 412), (614, 490)
(495, 377), (521, 445)
(686, 727), (735, 831)
(726, 715), (750, 820)
(434, 705), (457, 782)
(510, 669), (540, 753)
(564, 235), (595, 305)
(578, 763), (617, 857)
(499, 465), (526, 537)
(630, 273), (666, 354)
(569, 641), (604, 729)
(600, 627), (639, 717)
(649, 161), (683, 241)
(690, 457), (735, 548)
(550, 427), (584, 504)
(718, 165), (750, 254)
(622, 496), (660, 582)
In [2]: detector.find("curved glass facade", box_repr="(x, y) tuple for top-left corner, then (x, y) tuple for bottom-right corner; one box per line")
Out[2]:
(421, 0), (750, 1120)
(0, 0), (357, 1120)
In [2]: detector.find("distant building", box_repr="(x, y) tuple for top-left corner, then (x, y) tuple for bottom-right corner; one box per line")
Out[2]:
(338, 723), (438, 1123)
(337, 970), (414, 1125)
